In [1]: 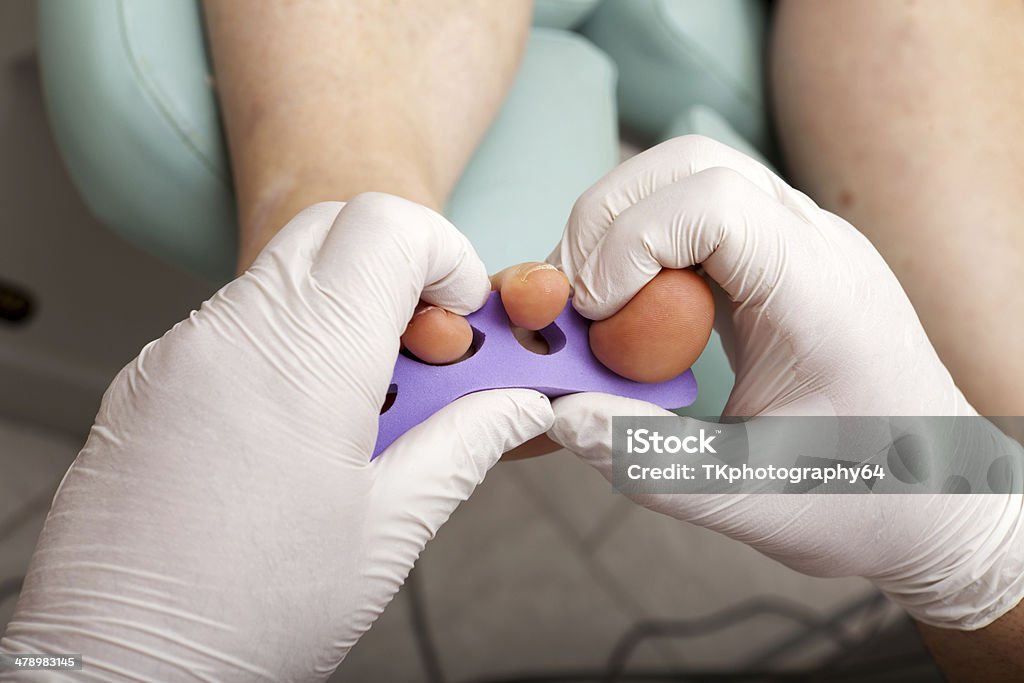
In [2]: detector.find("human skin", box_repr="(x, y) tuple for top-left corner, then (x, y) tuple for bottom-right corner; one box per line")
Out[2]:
(771, 1), (1024, 677)
(770, 0), (1024, 418)
(918, 615), (1024, 682)
(202, 0), (534, 270)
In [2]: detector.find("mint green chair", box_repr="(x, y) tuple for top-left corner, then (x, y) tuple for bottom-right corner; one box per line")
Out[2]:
(37, 0), (773, 418)
(582, 0), (771, 151)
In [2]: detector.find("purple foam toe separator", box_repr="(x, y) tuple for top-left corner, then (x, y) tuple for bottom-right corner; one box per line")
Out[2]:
(373, 291), (698, 458)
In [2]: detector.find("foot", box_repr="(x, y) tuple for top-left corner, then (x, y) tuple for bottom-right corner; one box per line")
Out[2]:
(400, 262), (570, 461)
(398, 264), (714, 460)
(401, 262), (571, 363)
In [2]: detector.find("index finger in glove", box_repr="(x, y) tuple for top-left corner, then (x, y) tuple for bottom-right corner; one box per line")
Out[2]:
(549, 135), (820, 281)
(548, 392), (677, 478)
(308, 192), (491, 382)
(570, 167), (815, 321)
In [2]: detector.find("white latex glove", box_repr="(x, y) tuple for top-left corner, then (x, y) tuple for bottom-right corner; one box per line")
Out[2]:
(547, 136), (1024, 630)
(0, 194), (553, 681)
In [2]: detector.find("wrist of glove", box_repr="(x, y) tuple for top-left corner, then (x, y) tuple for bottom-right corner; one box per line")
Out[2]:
(546, 135), (1024, 631)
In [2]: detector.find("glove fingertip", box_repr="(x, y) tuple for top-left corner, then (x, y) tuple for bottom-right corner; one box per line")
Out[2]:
(568, 286), (608, 322)
(549, 393), (679, 453)
(420, 237), (491, 317)
(483, 389), (554, 450)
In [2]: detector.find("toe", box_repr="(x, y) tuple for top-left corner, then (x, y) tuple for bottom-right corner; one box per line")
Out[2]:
(401, 304), (474, 365)
(588, 269), (715, 383)
(491, 262), (571, 331)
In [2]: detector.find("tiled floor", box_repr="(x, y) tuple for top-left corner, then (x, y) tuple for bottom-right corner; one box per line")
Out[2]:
(0, 419), (81, 630)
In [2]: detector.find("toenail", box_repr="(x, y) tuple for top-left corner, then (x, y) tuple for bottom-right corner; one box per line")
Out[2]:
(412, 305), (440, 319)
(521, 263), (559, 282)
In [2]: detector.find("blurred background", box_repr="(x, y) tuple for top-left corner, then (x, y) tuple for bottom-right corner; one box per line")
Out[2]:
(0, 1), (946, 680)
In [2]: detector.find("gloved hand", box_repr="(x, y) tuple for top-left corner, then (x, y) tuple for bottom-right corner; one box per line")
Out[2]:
(0, 194), (553, 681)
(547, 136), (1024, 630)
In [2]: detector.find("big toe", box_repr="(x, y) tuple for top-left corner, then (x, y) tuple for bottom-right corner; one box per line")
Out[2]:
(588, 268), (715, 383)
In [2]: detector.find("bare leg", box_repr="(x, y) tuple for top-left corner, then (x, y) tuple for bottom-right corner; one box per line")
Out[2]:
(771, 0), (1024, 416)
(203, 2), (707, 458)
(204, 1), (576, 459)
(203, 0), (532, 270)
